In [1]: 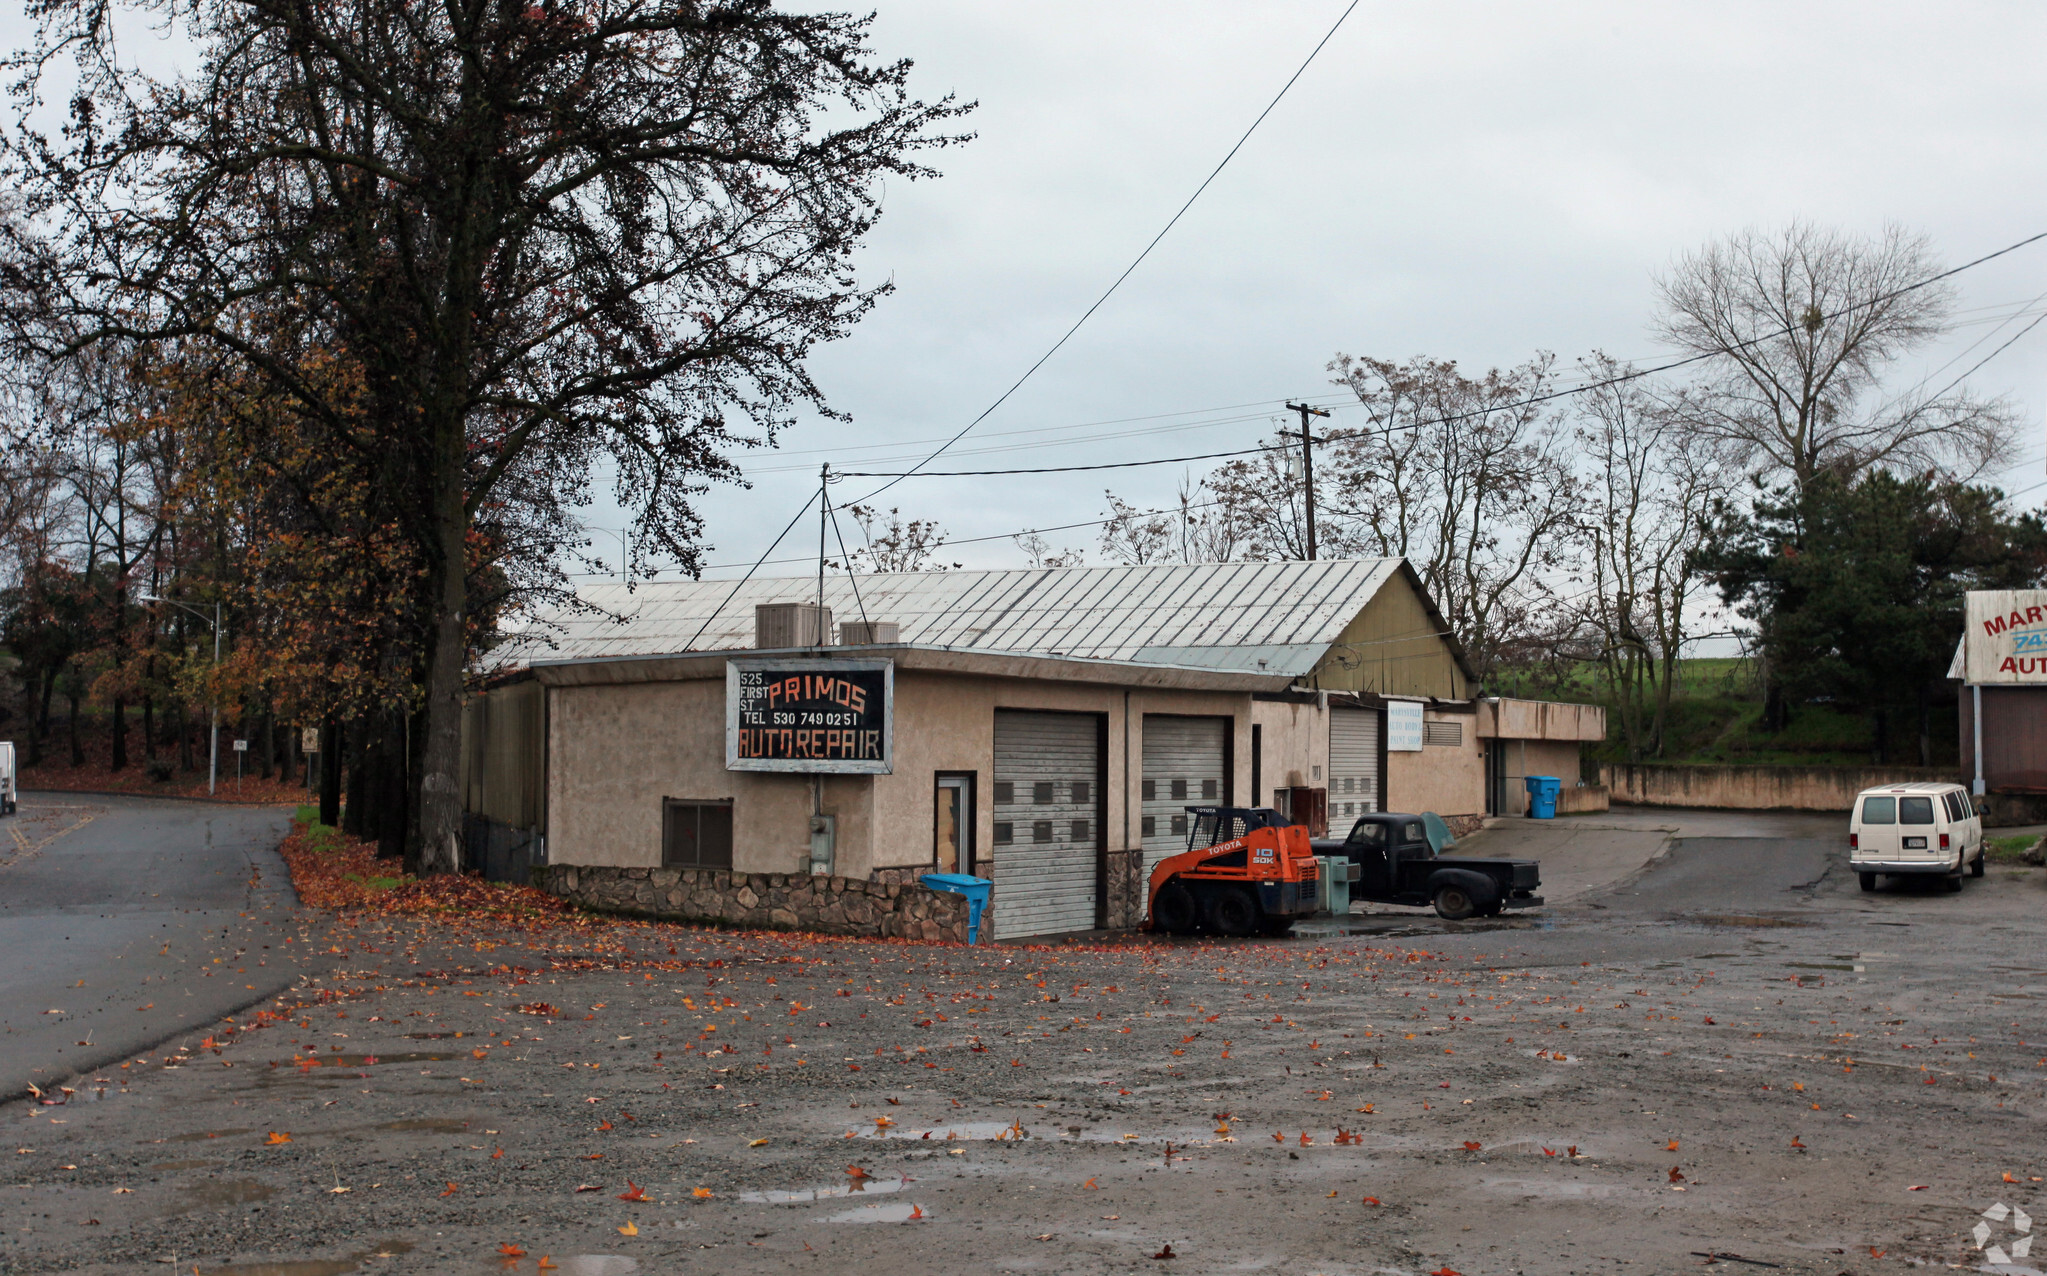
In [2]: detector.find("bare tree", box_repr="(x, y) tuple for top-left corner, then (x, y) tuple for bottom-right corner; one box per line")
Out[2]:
(1326, 354), (1579, 681)
(1655, 222), (2018, 490)
(1013, 533), (1084, 570)
(842, 505), (958, 573)
(1096, 474), (1250, 565)
(1566, 354), (1727, 758)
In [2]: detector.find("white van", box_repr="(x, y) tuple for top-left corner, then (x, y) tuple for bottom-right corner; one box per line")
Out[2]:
(1849, 782), (1983, 892)
(0, 741), (15, 815)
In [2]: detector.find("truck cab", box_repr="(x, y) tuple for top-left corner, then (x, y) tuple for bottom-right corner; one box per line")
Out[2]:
(1312, 812), (1542, 920)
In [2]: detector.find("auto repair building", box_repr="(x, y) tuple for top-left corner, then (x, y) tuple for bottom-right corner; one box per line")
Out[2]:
(466, 559), (1602, 939)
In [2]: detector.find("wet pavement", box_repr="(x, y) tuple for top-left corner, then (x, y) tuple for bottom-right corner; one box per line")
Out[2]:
(0, 793), (305, 1098)
(0, 810), (2042, 1274)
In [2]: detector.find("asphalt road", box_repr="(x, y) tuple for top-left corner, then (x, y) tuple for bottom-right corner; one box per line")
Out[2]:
(0, 793), (304, 1099)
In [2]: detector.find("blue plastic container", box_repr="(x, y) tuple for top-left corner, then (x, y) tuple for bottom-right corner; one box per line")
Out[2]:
(920, 873), (992, 943)
(1524, 775), (1561, 820)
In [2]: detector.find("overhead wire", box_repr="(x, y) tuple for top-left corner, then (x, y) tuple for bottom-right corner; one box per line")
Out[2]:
(840, 0), (1364, 508)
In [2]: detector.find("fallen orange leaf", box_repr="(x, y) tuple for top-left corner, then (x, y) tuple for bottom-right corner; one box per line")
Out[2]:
(1668, 1167), (1685, 1184)
(1082, 1177), (1098, 1189)
(1665, 1139), (1679, 1151)
(618, 1182), (646, 1202)
(2004, 1172), (2019, 1183)
(265, 1132), (292, 1145)
(1790, 1137), (1806, 1150)
(440, 1182), (459, 1197)
(1362, 1196), (1381, 1205)
(491, 1147), (504, 1160)
(847, 1165), (872, 1180)
(692, 1187), (712, 1199)
(538, 1258), (557, 1271)
(1462, 1141), (1482, 1152)
(498, 1244), (526, 1258)
(618, 1221), (638, 1237)
(907, 1204), (925, 1220)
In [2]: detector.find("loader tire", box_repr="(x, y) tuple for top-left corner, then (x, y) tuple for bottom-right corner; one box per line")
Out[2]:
(1152, 881), (1198, 935)
(1432, 883), (1477, 921)
(1208, 887), (1260, 938)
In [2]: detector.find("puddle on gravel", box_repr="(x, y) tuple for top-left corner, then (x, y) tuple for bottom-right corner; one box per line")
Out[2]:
(1683, 913), (1812, 929)
(828, 1201), (928, 1224)
(277, 1052), (458, 1068)
(1480, 1177), (1623, 1200)
(149, 1159), (221, 1171)
(740, 1174), (909, 1204)
(1787, 962), (1857, 972)
(158, 1129), (254, 1144)
(1518, 1048), (1582, 1065)
(196, 1241), (412, 1276)
(854, 1120), (1212, 1144)
(179, 1179), (279, 1211)
(376, 1118), (470, 1134)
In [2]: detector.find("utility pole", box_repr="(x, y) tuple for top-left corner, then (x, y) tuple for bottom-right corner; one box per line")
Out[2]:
(1284, 401), (1331, 560)
(816, 463), (830, 648)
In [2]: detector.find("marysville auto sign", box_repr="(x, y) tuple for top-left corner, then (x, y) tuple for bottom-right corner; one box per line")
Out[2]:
(1964, 591), (2047, 682)
(725, 658), (894, 773)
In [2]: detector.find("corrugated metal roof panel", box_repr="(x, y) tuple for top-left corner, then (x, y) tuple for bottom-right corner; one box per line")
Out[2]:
(494, 559), (1403, 673)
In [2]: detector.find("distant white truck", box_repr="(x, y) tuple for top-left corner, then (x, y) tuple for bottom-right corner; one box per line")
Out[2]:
(0, 741), (15, 815)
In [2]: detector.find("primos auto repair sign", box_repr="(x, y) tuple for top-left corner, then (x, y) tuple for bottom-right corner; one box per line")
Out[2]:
(1964, 590), (2047, 683)
(726, 658), (893, 773)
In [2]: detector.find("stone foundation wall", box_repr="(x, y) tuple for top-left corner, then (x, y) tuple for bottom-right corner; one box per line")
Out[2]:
(1600, 762), (1947, 812)
(1555, 785), (1610, 815)
(531, 865), (971, 943)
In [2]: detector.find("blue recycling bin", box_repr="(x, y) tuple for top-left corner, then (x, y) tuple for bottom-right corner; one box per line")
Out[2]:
(1524, 775), (1561, 820)
(920, 873), (992, 944)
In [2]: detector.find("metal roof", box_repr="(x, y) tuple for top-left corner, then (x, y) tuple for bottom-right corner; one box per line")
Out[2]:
(497, 559), (1406, 677)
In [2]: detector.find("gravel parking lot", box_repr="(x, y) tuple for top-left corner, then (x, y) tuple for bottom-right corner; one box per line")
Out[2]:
(3, 822), (2044, 1276)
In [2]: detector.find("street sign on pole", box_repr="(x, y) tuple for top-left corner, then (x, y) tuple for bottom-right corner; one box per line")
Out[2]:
(302, 727), (321, 753)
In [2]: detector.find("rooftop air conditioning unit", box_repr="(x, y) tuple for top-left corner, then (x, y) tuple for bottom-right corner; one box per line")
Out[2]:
(838, 620), (900, 646)
(755, 602), (833, 649)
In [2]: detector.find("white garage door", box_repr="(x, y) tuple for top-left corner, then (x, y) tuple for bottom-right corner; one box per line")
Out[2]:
(1329, 707), (1382, 825)
(1141, 716), (1228, 879)
(992, 711), (1100, 938)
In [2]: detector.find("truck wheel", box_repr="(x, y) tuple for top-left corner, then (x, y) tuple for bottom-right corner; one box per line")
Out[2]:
(1152, 882), (1197, 935)
(1945, 873), (1964, 893)
(1970, 852), (1985, 877)
(1858, 872), (1876, 892)
(1208, 887), (1260, 938)
(1432, 884), (1476, 921)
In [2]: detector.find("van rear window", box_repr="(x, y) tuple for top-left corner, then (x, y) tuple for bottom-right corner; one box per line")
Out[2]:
(1899, 797), (1935, 825)
(1861, 796), (1895, 824)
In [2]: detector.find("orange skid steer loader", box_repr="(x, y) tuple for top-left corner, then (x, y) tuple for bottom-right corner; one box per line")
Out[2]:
(1145, 806), (1321, 938)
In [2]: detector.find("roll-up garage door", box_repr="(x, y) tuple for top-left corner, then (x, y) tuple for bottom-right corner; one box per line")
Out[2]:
(992, 711), (1100, 938)
(1141, 716), (1228, 880)
(1328, 707), (1382, 826)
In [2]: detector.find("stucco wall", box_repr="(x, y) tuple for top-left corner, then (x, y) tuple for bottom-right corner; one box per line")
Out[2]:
(1384, 708), (1483, 817)
(544, 678), (877, 875)
(1600, 763), (1949, 812)
(1251, 698), (1328, 797)
(544, 667), (1294, 925)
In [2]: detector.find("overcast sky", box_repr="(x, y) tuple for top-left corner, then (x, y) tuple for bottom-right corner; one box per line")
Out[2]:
(25, 1), (2047, 586)
(623, 1), (2047, 585)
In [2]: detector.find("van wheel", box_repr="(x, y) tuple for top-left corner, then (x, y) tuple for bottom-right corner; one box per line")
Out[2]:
(1858, 872), (1876, 892)
(1208, 888), (1260, 938)
(1945, 873), (1964, 893)
(1432, 884), (1476, 921)
(1970, 852), (1985, 877)
(1152, 882), (1197, 935)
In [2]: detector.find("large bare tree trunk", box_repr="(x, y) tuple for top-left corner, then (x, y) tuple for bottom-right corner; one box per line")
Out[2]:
(412, 420), (470, 877)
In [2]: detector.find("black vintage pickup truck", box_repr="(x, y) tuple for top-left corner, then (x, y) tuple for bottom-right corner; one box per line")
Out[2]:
(1310, 812), (1543, 920)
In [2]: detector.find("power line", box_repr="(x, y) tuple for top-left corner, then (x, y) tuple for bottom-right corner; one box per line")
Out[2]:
(831, 228), (2047, 484)
(842, 0), (1363, 509)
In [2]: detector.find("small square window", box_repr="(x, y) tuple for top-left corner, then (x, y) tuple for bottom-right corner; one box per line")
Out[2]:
(994, 822), (1014, 844)
(1033, 781), (1054, 804)
(1072, 780), (1090, 805)
(1141, 815), (1156, 837)
(1032, 820), (1054, 843)
(994, 781), (1014, 805)
(1170, 778), (1187, 800)
(1071, 819), (1090, 842)
(1201, 779), (1218, 800)
(1170, 814), (1188, 835)
(1141, 779), (1156, 801)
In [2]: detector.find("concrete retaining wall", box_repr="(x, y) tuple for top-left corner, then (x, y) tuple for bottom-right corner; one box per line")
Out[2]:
(1556, 785), (1610, 815)
(531, 865), (971, 943)
(1598, 763), (1949, 812)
